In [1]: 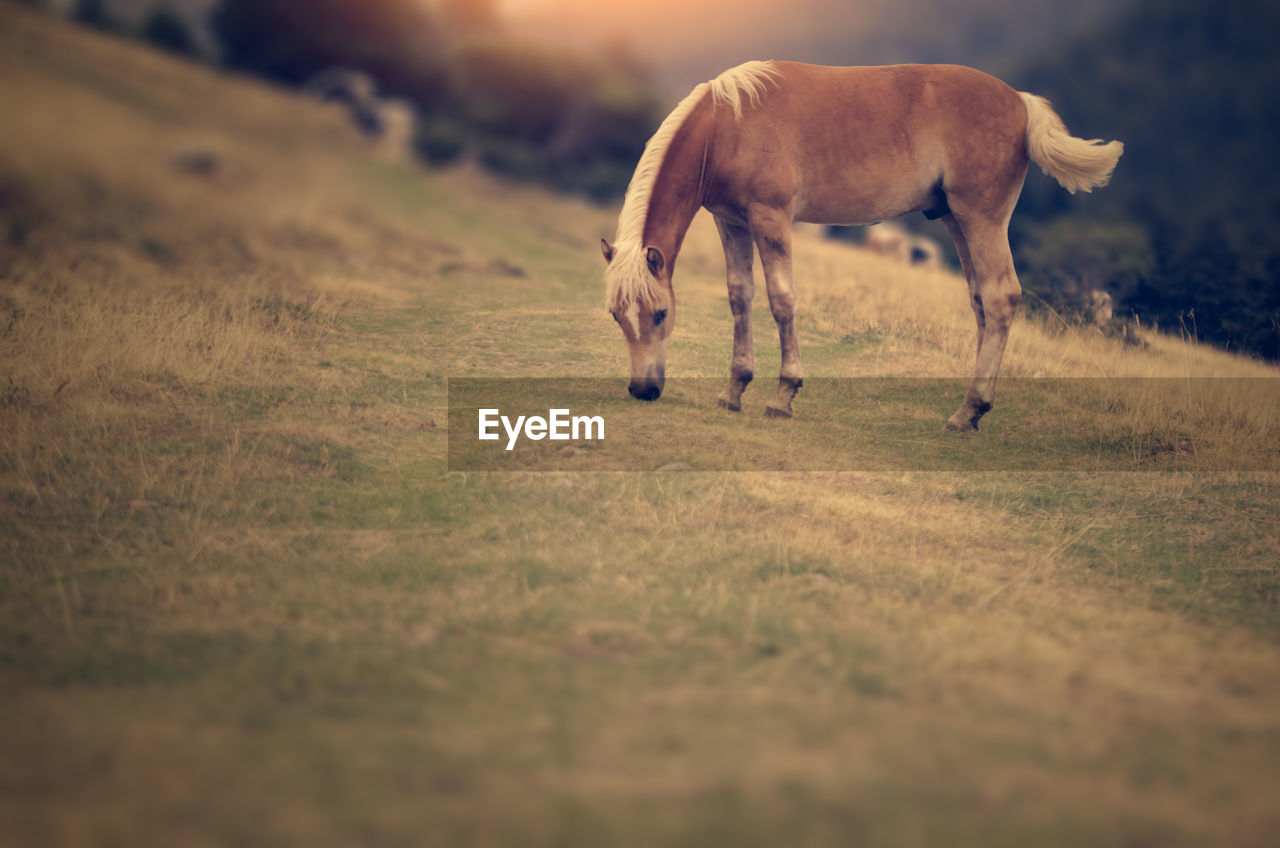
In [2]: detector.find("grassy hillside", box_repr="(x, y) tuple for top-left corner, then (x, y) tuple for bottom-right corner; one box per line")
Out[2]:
(2, 6), (1279, 846)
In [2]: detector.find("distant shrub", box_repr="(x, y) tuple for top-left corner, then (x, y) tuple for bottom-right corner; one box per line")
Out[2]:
(1124, 222), (1280, 360)
(141, 6), (199, 59)
(451, 37), (582, 143)
(412, 115), (467, 166)
(442, 35), (656, 197)
(72, 0), (118, 31)
(475, 136), (544, 182)
(1015, 219), (1153, 327)
(210, 0), (451, 108)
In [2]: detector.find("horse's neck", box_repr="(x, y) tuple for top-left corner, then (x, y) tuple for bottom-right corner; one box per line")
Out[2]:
(642, 106), (713, 268)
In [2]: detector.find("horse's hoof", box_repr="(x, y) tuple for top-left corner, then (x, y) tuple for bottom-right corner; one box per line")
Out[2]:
(717, 396), (742, 412)
(764, 404), (793, 419)
(944, 417), (978, 432)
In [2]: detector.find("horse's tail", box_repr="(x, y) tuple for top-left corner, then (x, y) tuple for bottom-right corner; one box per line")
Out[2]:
(1019, 92), (1123, 194)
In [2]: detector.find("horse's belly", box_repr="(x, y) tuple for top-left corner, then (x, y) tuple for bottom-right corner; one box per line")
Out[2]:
(793, 171), (938, 226)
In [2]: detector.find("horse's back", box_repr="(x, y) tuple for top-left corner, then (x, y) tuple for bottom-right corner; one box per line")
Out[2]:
(707, 62), (1028, 225)
(766, 62), (1025, 149)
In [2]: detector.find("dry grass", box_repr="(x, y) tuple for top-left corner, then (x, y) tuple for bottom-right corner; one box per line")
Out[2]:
(2, 6), (1279, 847)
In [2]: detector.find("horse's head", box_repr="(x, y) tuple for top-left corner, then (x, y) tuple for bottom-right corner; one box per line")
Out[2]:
(601, 239), (674, 401)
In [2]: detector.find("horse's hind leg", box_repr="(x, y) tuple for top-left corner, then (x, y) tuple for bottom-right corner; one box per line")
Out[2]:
(715, 216), (756, 411)
(749, 204), (804, 418)
(941, 213), (985, 361)
(945, 216), (1021, 431)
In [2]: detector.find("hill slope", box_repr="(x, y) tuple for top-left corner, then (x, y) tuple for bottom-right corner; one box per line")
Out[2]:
(2, 7), (1279, 846)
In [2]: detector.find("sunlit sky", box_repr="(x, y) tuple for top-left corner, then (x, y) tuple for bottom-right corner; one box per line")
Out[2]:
(499, 0), (871, 55)
(500, 0), (806, 33)
(498, 0), (909, 91)
(496, 0), (1117, 93)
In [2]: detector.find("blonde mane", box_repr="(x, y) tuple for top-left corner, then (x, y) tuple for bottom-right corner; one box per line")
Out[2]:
(606, 61), (780, 310)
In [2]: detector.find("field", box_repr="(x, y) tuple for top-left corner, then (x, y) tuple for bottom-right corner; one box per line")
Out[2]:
(3, 7), (1280, 846)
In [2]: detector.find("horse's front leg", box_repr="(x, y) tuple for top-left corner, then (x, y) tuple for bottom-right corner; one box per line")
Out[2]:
(715, 217), (756, 411)
(749, 205), (804, 418)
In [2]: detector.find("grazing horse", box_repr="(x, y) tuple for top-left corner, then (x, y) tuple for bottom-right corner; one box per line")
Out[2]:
(601, 61), (1123, 430)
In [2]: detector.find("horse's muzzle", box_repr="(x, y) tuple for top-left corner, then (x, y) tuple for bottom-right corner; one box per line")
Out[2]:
(628, 381), (662, 401)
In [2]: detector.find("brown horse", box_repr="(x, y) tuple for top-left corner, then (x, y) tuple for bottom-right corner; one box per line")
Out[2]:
(601, 61), (1123, 430)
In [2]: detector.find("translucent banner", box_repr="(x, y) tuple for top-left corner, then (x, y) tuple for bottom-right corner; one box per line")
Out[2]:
(447, 378), (1280, 472)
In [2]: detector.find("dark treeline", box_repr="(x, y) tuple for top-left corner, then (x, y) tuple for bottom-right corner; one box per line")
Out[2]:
(1008, 0), (1280, 360)
(208, 0), (659, 201)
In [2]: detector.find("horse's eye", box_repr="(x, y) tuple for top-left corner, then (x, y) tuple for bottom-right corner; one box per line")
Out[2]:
(652, 308), (668, 326)
(609, 310), (620, 323)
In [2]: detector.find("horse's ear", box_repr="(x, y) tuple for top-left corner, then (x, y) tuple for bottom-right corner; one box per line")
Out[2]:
(645, 246), (665, 277)
(600, 239), (615, 264)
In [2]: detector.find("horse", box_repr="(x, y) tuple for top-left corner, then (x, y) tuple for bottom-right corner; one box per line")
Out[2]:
(600, 61), (1123, 430)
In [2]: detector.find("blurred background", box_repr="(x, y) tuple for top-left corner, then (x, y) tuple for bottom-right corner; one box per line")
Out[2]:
(18, 0), (1280, 362)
